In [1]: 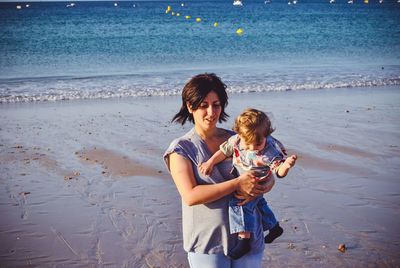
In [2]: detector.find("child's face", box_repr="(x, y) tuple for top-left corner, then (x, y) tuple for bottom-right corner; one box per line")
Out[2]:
(240, 136), (266, 151)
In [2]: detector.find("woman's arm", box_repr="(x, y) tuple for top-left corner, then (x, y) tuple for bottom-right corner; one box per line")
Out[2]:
(169, 152), (265, 206)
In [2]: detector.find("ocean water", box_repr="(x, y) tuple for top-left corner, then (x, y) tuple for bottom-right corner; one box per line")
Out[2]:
(0, 0), (399, 102)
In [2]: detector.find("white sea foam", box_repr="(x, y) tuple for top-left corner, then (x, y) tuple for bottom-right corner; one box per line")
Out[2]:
(1, 75), (399, 103)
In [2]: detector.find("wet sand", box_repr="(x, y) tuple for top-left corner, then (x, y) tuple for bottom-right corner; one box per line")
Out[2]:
(0, 86), (399, 267)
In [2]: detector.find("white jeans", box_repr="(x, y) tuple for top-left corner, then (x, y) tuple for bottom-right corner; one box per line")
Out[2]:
(187, 251), (264, 268)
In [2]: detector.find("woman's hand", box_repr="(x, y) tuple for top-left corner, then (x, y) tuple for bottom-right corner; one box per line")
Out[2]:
(235, 174), (275, 205)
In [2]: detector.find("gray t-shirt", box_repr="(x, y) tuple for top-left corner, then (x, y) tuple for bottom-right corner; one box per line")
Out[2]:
(163, 128), (265, 255)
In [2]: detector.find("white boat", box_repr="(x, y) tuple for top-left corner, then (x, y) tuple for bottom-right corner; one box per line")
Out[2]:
(330, 0), (335, 3)
(233, 0), (243, 6)
(66, 3), (75, 7)
(348, 0), (353, 3)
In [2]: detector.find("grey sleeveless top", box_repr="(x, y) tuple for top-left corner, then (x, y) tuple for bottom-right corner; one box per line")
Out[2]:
(163, 128), (265, 255)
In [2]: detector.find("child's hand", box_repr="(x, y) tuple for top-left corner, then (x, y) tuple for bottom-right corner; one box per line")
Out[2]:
(283, 155), (297, 169)
(198, 161), (213, 175)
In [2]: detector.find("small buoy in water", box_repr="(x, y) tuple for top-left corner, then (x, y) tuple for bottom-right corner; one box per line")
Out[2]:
(167, 6), (171, 11)
(185, 15), (190, 19)
(26, 4), (30, 7)
(171, 12), (175, 15)
(288, 1), (292, 4)
(165, 9), (169, 13)
(364, 0), (369, 3)
(16, 5), (22, 9)
(114, 2), (118, 6)
(177, 13), (180, 16)
(196, 18), (201, 22)
(236, 28), (243, 34)
(181, 3), (185, 7)
(214, 22), (219, 27)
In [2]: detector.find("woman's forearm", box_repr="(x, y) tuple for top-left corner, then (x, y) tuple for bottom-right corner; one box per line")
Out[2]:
(184, 179), (239, 206)
(170, 152), (239, 206)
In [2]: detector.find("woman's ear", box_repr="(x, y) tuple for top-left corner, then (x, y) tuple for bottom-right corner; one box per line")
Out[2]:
(186, 102), (193, 113)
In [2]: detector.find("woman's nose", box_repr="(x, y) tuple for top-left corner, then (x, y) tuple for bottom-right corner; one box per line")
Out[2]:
(207, 106), (215, 115)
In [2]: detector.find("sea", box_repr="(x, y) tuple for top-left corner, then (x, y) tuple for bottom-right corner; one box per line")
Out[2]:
(0, 0), (399, 103)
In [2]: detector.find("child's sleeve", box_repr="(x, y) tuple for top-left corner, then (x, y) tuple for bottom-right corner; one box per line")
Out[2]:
(219, 136), (235, 157)
(271, 161), (285, 178)
(268, 136), (287, 178)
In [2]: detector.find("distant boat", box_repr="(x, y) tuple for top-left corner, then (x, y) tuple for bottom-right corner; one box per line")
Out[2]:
(330, 0), (335, 3)
(264, 0), (271, 4)
(348, 0), (353, 3)
(66, 3), (75, 7)
(233, 0), (243, 6)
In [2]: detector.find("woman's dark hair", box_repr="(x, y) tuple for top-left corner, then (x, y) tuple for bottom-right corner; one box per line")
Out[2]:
(172, 73), (229, 125)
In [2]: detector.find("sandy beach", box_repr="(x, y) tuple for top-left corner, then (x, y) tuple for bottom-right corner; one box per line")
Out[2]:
(0, 86), (399, 267)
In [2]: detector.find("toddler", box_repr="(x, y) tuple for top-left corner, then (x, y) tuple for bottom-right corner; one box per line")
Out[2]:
(199, 108), (297, 260)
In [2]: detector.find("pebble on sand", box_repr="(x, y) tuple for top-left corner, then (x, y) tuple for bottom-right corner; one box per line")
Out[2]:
(338, 243), (347, 253)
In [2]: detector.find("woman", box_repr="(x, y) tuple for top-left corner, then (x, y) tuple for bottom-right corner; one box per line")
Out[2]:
(163, 73), (275, 267)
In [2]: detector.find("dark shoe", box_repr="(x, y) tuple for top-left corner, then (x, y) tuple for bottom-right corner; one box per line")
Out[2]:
(228, 238), (251, 260)
(264, 222), (283, 244)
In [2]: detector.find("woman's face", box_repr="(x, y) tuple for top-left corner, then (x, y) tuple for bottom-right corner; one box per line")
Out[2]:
(187, 91), (222, 131)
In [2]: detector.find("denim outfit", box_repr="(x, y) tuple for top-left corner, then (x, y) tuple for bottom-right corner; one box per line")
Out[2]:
(220, 135), (287, 234)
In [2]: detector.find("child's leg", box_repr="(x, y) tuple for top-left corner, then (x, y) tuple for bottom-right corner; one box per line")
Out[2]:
(229, 232), (251, 260)
(228, 197), (259, 260)
(238, 232), (250, 239)
(256, 198), (284, 243)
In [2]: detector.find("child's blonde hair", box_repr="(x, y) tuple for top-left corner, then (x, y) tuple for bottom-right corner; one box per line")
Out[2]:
(232, 108), (274, 144)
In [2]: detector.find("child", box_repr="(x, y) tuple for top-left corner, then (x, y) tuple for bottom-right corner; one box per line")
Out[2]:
(199, 108), (297, 260)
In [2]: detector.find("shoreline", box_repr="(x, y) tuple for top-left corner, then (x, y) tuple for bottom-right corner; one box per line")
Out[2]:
(0, 85), (399, 267)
